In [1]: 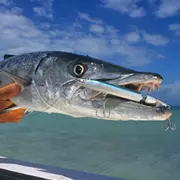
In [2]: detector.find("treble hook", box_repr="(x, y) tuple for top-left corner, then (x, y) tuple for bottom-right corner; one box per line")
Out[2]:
(164, 118), (176, 131)
(95, 94), (111, 118)
(95, 103), (110, 118)
(102, 96), (111, 118)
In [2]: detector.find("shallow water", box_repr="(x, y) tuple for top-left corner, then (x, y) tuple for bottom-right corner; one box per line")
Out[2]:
(0, 107), (179, 180)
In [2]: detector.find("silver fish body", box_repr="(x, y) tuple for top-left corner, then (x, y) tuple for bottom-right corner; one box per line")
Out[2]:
(0, 51), (172, 121)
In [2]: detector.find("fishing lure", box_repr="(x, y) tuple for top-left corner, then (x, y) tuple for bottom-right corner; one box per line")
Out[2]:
(78, 79), (169, 107)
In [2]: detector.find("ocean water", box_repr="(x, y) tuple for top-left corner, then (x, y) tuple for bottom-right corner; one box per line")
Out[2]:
(0, 107), (179, 180)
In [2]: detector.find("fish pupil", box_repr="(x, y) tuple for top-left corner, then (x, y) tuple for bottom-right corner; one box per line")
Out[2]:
(76, 66), (82, 74)
(74, 64), (84, 76)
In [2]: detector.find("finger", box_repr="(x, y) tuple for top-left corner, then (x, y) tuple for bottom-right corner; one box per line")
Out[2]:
(0, 83), (21, 100)
(0, 108), (26, 123)
(0, 100), (14, 112)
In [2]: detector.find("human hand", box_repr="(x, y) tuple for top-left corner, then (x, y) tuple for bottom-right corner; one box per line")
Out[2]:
(0, 83), (25, 123)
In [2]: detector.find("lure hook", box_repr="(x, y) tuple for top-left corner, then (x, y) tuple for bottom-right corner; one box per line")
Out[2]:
(164, 118), (176, 131)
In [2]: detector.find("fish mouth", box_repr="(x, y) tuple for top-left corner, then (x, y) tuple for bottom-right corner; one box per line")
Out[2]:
(99, 74), (172, 120)
(78, 74), (172, 121)
(86, 72), (172, 120)
(79, 71), (164, 107)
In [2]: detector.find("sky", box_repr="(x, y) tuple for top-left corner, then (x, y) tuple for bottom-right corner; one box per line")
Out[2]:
(0, 0), (179, 105)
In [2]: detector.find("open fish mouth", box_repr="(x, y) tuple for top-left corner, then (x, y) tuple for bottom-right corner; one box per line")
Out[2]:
(116, 76), (170, 109)
(89, 72), (165, 106)
(78, 71), (172, 120)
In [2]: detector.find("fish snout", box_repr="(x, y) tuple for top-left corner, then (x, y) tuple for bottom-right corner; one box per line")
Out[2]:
(145, 72), (163, 83)
(164, 111), (172, 120)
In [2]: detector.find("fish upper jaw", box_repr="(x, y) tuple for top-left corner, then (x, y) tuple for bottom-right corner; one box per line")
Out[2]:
(104, 72), (163, 94)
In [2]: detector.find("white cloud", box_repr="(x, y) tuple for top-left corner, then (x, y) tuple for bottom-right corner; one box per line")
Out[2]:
(169, 23), (180, 36)
(141, 32), (169, 46)
(169, 23), (180, 31)
(33, 7), (50, 18)
(154, 0), (180, 18)
(125, 32), (140, 43)
(0, 6), (165, 67)
(89, 24), (105, 34)
(101, 0), (146, 18)
(105, 25), (120, 37)
(78, 12), (104, 24)
(39, 22), (51, 29)
(175, 31), (180, 36)
(0, 0), (13, 6)
(128, 26), (170, 46)
(0, 10), (49, 56)
(31, 0), (54, 19)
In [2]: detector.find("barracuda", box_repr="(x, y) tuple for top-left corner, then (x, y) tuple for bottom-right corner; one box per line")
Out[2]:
(0, 51), (172, 121)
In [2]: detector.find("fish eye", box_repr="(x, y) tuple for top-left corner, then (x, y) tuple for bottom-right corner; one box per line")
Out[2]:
(73, 63), (86, 77)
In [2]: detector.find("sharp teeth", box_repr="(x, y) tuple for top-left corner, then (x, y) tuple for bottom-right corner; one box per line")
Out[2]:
(148, 86), (153, 93)
(147, 82), (157, 93)
(137, 84), (143, 92)
(155, 83), (160, 90)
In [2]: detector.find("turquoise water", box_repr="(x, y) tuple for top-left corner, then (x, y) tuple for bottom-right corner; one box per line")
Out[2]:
(0, 107), (179, 180)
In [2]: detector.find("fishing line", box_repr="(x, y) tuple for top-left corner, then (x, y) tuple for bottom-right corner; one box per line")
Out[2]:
(92, 94), (111, 118)
(22, 78), (82, 120)
(82, 90), (102, 101)
(23, 59), (70, 118)
(30, 78), (84, 116)
(74, 83), (112, 118)
(102, 96), (111, 118)
(145, 90), (175, 131)
(159, 105), (176, 131)
(64, 79), (111, 118)
(22, 81), (65, 119)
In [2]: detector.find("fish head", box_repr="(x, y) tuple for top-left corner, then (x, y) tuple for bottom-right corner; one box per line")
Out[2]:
(46, 52), (171, 121)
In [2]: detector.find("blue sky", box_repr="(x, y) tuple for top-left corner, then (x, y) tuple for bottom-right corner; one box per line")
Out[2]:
(0, 0), (179, 105)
